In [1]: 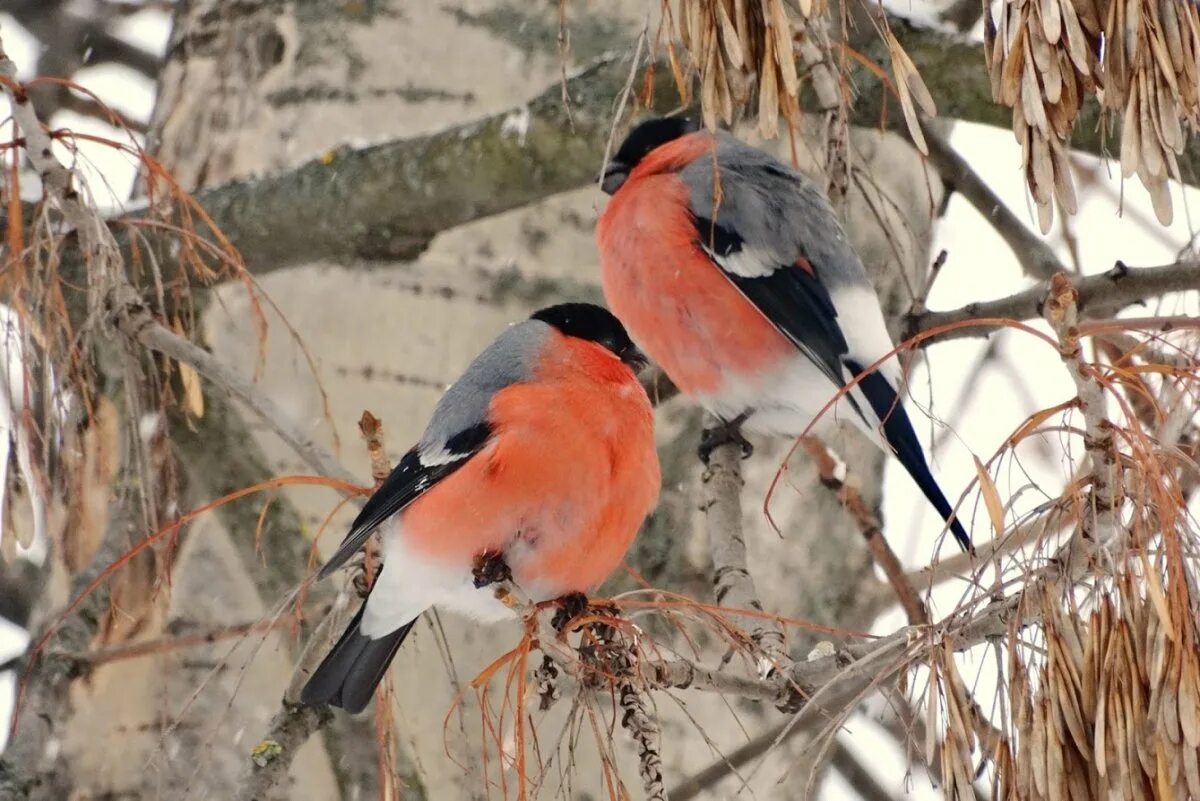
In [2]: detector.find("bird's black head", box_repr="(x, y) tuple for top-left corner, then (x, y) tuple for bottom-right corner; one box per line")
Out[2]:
(531, 303), (646, 369)
(600, 115), (701, 195)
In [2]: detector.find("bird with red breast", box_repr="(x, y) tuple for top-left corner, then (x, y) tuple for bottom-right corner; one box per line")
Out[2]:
(302, 303), (661, 713)
(596, 116), (971, 553)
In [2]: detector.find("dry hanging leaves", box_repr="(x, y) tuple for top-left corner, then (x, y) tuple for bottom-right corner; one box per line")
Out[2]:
(985, 0), (1200, 230)
(985, 579), (1200, 800)
(666, 0), (835, 137)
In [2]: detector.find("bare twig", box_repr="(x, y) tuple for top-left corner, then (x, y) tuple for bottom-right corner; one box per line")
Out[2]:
(908, 261), (1200, 344)
(800, 436), (929, 625)
(921, 123), (1065, 281)
(128, 313), (359, 487)
(701, 421), (789, 671)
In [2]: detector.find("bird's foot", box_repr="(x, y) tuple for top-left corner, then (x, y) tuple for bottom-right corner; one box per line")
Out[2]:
(699, 413), (754, 464)
(550, 592), (589, 632)
(472, 551), (513, 589)
(550, 594), (621, 633)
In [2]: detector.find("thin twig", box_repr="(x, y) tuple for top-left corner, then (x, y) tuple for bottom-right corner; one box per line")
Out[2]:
(800, 436), (929, 625)
(128, 315), (358, 487)
(921, 122), (1065, 281)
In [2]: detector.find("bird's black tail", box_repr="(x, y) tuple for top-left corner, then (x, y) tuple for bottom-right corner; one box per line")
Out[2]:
(846, 360), (973, 553)
(300, 601), (415, 714)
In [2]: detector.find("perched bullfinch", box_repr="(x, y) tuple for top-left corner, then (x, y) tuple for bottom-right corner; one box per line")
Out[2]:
(301, 303), (661, 713)
(596, 116), (971, 553)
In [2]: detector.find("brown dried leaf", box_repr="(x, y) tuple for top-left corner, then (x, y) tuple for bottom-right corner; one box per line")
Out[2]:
(1023, 41), (1051, 133)
(927, 671), (941, 766)
(734, 0), (754, 65)
(974, 456), (1006, 539)
(1124, 0), (1142, 65)
(1160, 0), (1185, 71)
(1002, 24), (1028, 105)
(1042, 0), (1063, 43)
(768, 0), (798, 97)
(1060, 0), (1092, 73)
(1031, 133), (1055, 202)
(1163, 665), (1183, 744)
(1033, 694), (1050, 794)
(1049, 137), (1078, 212)
(1120, 81), (1142, 177)
(1043, 48), (1064, 103)
(1036, 194), (1054, 233)
(759, 35), (779, 138)
(1180, 660), (1200, 747)
(1138, 73), (1165, 178)
(1144, 171), (1174, 225)
(1184, 741), (1200, 799)
(716, 0), (745, 69)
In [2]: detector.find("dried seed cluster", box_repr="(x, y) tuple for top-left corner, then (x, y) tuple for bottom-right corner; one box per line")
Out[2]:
(996, 584), (1200, 800)
(669, 0), (824, 136)
(985, 0), (1200, 231)
(929, 644), (1000, 801)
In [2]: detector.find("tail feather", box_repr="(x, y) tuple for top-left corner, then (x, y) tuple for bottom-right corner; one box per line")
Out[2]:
(845, 360), (973, 553)
(300, 602), (415, 713)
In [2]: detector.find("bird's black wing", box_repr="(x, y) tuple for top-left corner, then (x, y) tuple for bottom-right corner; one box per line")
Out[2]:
(316, 422), (492, 580)
(693, 214), (849, 389)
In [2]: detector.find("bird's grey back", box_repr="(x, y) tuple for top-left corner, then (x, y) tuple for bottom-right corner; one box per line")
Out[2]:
(418, 319), (550, 452)
(680, 132), (868, 288)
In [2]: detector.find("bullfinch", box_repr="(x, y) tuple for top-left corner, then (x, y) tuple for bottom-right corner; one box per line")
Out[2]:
(596, 116), (971, 553)
(301, 303), (661, 713)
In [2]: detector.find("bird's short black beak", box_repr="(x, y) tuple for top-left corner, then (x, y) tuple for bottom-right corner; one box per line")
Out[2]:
(621, 345), (649, 371)
(600, 165), (629, 195)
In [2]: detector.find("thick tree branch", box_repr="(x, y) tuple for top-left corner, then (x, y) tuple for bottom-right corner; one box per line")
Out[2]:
(908, 261), (1200, 343)
(22, 18), (1195, 300)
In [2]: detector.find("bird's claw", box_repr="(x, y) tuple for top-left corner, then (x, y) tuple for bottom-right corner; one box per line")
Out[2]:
(550, 592), (590, 632)
(698, 417), (753, 464)
(472, 551), (513, 589)
(550, 593), (621, 632)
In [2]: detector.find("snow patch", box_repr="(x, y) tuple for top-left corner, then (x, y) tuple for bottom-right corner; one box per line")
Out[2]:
(500, 105), (531, 145)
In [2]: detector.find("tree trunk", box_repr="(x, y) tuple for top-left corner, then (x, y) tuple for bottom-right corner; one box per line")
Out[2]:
(61, 2), (942, 798)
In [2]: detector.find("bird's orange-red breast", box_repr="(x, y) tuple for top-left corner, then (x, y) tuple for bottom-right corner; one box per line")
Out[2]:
(597, 130), (794, 397)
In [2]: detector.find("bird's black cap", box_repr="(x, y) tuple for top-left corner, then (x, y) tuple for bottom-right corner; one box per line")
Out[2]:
(531, 303), (646, 369)
(600, 115), (701, 194)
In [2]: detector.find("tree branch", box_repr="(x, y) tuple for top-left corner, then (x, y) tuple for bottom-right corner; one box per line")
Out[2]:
(800, 436), (929, 625)
(22, 18), (1197, 303)
(127, 310), (359, 487)
(922, 123), (1065, 281)
(908, 261), (1200, 344)
(701, 422), (789, 671)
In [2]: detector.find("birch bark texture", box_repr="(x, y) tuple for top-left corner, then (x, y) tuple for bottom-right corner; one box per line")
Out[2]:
(65, 2), (944, 798)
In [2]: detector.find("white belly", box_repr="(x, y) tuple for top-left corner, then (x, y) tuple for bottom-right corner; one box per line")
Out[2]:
(695, 354), (867, 440)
